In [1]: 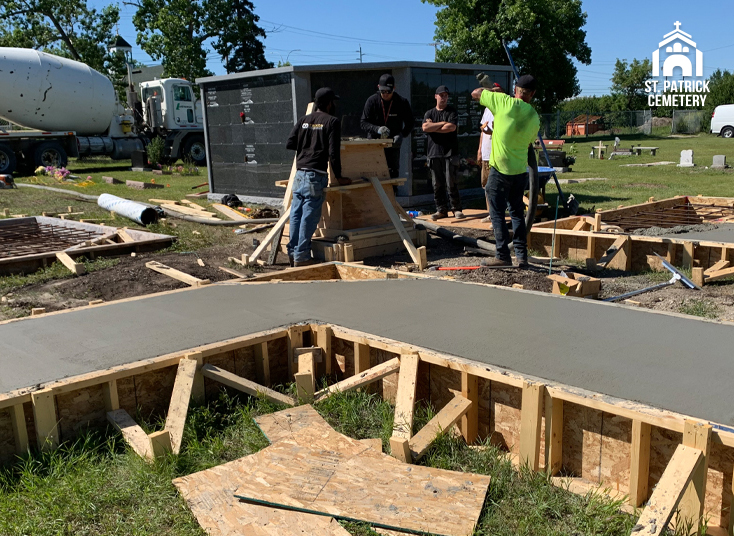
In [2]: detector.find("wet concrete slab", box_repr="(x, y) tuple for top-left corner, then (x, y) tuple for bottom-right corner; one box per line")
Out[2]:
(2, 279), (734, 425)
(661, 223), (734, 244)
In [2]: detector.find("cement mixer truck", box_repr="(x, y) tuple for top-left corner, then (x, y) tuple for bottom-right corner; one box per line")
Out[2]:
(0, 47), (207, 175)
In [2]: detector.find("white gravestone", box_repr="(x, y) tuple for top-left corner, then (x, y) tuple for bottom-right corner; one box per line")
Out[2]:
(678, 150), (695, 168)
(712, 155), (728, 169)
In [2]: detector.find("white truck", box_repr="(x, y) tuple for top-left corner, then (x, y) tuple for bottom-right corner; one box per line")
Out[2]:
(0, 47), (207, 175)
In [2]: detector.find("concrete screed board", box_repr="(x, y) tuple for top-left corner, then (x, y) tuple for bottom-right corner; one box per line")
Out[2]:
(1, 279), (733, 426)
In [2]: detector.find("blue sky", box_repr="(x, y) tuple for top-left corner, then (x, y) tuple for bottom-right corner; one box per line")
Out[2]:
(99, 0), (734, 97)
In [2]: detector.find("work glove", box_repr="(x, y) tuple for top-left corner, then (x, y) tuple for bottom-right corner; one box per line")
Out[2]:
(377, 126), (390, 138)
(392, 134), (403, 147)
(476, 72), (492, 88)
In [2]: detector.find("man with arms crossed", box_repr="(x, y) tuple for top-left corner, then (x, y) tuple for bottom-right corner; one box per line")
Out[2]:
(471, 75), (539, 267)
(423, 85), (464, 220)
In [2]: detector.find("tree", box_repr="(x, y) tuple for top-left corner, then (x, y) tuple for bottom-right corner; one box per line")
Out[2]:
(0, 0), (120, 73)
(706, 69), (734, 112)
(422, 0), (591, 112)
(204, 0), (271, 73)
(131, 0), (271, 81)
(610, 58), (651, 111)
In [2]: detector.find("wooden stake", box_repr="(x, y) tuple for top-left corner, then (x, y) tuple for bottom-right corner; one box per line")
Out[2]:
(186, 351), (206, 404)
(683, 242), (695, 269)
(392, 351), (420, 442)
(31, 389), (58, 451)
(519, 382), (543, 471)
(316, 324), (332, 376)
(691, 267), (705, 287)
(629, 420), (651, 507)
(460, 372), (478, 444)
(55, 251), (86, 275)
(287, 326), (305, 379)
(103, 380), (119, 412)
(253, 342), (270, 386)
(354, 342), (371, 375)
(149, 430), (172, 458)
(544, 393), (563, 476)
(679, 420), (712, 531)
(315, 357), (400, 400)
(165, 358), (198, 454)
(10, 403), (28, 455)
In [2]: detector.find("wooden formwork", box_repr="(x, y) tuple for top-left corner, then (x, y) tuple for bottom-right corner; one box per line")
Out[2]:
(529, 196), (734, 278)
(2, 305), (734, 534)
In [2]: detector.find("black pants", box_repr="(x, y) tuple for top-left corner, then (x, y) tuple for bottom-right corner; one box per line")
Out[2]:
(384, 147), (400, 178)
(429, 157), (462, 214)
(486, 167), (527, 262)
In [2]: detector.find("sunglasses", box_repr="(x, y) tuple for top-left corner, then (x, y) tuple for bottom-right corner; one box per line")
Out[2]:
(380, 89), (393, 94)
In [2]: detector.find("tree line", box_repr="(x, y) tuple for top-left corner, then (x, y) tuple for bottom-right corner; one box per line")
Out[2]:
(0, 0), (271, 98)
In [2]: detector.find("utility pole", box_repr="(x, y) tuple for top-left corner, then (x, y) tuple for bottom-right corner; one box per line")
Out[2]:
(356, 45), (363, 64)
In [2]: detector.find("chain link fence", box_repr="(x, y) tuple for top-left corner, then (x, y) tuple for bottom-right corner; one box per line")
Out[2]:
(671, 110), (710, 134)
(539, 109), (710, 138)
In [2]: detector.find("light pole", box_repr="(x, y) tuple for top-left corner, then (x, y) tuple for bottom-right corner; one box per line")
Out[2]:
(285, 49), (301, 64)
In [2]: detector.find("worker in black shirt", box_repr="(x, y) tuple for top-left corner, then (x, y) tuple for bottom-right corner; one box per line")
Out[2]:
(285, 87), (350, 267)
(422, 85), (464, 220)
(360, 74), (414, 178)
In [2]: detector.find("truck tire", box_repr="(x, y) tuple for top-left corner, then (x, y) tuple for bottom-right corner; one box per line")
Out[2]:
(182, 135), (207, 165)
(0, 144), (17, 175)
(34, 142), (68, 168)
(722, 127), (734, 139)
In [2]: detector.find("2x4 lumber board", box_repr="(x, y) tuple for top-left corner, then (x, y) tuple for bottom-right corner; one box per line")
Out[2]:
(186, 352), (206, 404)
(632, 444), (704, 536)
(102, 380), (119, 412)
(295, 349), (316, 403)
(519, 382), (544, 471)
(368, 176), (424, 268)
(409, 394), (472, 462)
(704, 266), (734, 283)
(247, 209), (291, 265)
(460, 372), (479, 444)
(679, 420), (712, 530)
(705, 259), (730, 276)
(211, 203), (248, 221)
(392, 351), (420, 440)
(287, 325), (305, 378)
(55, 251), (85, 275)
(201, 364), (295, 406)
(31, 389), (58, 451)
(165, 358), (198, 454)
(316, 324), (333, 375)
(544, 393), (563, 476)
(629, 420), (652, 507)
(145, 261), (210, 287)
(107, 409), (153, 460)
(596, 235), (628, 268)
(149, 430), (172, 458)
(692, 267), (705, 287)
(117, 228), (135, 243)
(315, 357), (401, 400)
(683, 242), (695, 269)
(253, 342), (270, 386)
(10, 403), (29, 455)
(354, 342), (371, 375)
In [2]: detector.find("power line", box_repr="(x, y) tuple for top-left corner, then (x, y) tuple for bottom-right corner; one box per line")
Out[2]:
(260, 19), (433, 47)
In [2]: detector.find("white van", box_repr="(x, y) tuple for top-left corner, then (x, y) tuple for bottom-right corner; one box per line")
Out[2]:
(711, 104), (734, 138)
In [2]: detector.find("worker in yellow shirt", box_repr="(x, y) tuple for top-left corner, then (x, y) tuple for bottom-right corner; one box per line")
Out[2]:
(471, 75), (539, 268)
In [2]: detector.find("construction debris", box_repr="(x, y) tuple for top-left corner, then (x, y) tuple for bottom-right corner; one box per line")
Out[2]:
(145, 261), (210, 287)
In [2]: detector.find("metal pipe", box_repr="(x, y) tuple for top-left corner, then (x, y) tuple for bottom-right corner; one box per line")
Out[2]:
(98, 193), (159, 225)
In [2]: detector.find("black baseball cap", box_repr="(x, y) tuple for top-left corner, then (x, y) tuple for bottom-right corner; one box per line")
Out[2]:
(435, 85), (450, 94)
(516, 74), (537, 91)
(378, 74), (395, 91)
(314, 87), (340, 103)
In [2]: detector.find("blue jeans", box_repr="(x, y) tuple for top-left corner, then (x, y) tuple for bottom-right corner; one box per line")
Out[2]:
(486, 167), (527, 262)
(287, 170), (327, 262)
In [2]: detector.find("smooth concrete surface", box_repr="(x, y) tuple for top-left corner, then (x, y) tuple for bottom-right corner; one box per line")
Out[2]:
(2, 280), (734, 425)
(661, 223), (734, 244)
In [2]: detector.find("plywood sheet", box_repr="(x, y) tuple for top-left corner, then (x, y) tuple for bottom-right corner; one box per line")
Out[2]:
(173, 457), (351, 536)
(232, 426), (490, 536)
(255, 405), (331, 444)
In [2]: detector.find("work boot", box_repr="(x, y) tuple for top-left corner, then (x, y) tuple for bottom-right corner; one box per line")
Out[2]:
(431, 211), (448, 221)
(288, 254), (294, 267)
(480, 257), (512, 268)
(480, 215), (492, 223)
(294, 259), (317, 267)
(454, 210), (466, 220)
(516, 258), (530, 269)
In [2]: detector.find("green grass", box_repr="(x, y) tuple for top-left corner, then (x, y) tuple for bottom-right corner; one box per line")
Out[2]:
(542, 133), (734, 213)
(0, 388), (670, 536)
(0, 257), (119, 295)
(678, 298), (720, 319)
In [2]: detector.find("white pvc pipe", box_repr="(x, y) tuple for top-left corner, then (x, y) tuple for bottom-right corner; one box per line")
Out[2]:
(98, 193), (159, 225)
